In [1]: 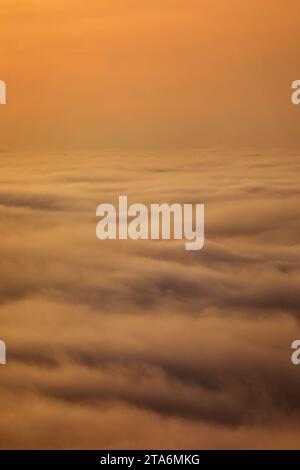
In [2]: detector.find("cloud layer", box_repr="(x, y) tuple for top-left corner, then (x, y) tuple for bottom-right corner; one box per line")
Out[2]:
(0, 148), (300, 449)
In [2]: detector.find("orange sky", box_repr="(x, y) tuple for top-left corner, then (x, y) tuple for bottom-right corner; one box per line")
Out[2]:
(0, 0), (299, 149)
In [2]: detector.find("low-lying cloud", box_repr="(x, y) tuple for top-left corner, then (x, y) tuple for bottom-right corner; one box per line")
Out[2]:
(0, 148), (299, 449)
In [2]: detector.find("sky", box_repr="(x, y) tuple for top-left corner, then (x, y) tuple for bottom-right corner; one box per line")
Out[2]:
(0, 0), (299, 149)
(0, 0), (300, 450)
